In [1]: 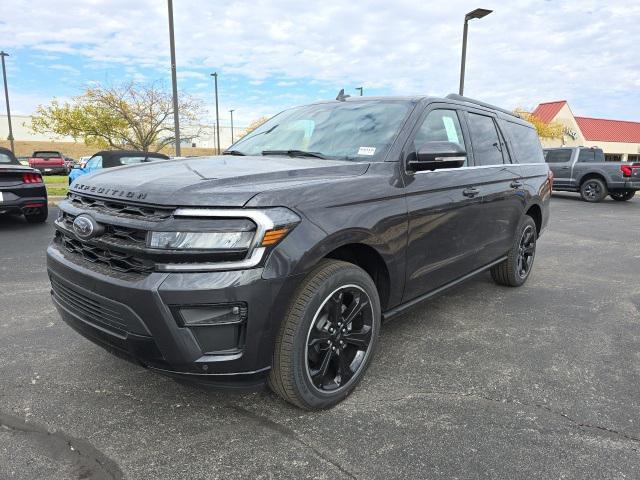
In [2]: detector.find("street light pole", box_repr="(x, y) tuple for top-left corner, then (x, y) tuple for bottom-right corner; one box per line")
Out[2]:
(229, 109), (235, 144)
(356, 86), (363, 96)
(0, 51), (15, 153)
(459, 8), (492, 96)
(210, 73), (221, 154)
(167, 0), (181, 156)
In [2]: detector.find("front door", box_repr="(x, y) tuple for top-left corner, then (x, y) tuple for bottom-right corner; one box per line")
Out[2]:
(402, 105), (485, 302)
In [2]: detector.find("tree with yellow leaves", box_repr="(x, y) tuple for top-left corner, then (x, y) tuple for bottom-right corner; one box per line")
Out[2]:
(514, 109), (564, 140)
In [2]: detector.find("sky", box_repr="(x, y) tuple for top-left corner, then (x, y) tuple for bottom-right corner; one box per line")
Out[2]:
(0, 0), (639, 127)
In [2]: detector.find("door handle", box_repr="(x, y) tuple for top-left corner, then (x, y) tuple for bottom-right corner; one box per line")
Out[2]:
(510, 180), (523, 189)
(560, 166), (570, 170)
(462, 187), (480, 198)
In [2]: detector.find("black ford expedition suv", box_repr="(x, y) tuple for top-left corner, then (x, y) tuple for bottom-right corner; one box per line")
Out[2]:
(47, 94), (551, 409)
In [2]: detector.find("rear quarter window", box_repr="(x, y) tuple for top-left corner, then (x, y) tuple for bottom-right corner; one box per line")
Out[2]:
(502, 121), (544, 164)
(544, 149), (572, 163)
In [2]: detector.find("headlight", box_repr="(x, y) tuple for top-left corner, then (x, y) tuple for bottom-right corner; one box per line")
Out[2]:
(152, 207), (301, 272)
(149, 231), (254, 250)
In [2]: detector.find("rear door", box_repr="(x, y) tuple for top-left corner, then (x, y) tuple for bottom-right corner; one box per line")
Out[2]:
(460, 109), (522, 265)
(544, 149), (574, 188)
(402, 104), (486, 301)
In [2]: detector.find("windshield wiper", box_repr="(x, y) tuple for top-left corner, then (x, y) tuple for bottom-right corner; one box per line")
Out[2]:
(223, 150), (246, 156)
(262, 150), (326, 159)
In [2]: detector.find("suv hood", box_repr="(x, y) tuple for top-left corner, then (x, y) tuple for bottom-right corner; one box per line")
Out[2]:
(69, 155), (370, 207)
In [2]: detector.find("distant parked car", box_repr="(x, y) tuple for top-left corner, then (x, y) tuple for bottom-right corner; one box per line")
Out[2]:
(68, 150), (171, 185)
(28, 151), (68, 175)
(0, 147), (48, 223)
(17, 156), (30, 166)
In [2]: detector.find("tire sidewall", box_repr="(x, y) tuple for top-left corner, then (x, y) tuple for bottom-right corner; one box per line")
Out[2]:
(290, 264), (381, 409)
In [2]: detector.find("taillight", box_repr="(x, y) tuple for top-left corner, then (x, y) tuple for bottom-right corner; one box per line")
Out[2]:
(22, 172), (43, 184)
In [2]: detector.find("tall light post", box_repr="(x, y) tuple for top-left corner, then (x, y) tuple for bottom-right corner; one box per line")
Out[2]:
(459, 8), (492, 96)
(167, 0), (181, 156)
(210, 72), (221, 154)
(229, 109), (235, 144)
(356, 86), (363, 96)
(0, 51), (15, 153)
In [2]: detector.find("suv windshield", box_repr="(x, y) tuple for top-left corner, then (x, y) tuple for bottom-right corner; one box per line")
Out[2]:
(230, 100), (413, 161)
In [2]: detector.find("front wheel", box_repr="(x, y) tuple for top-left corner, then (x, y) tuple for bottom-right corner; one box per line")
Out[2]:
(269, 259), (381, 409)
(491, 216), (537, 287)
(580, 178), (607, 202)
(610, 190), (636, 201)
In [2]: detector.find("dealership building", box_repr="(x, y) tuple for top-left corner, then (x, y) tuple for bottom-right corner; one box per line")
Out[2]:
(532, 101), (640, 162)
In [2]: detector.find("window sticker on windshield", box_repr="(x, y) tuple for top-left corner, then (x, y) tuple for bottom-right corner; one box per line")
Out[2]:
(442, 117), (460, 144)
(358, 147), (376, 156)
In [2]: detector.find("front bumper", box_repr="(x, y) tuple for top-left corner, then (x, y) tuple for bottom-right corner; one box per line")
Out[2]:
(47, 243), (302, 389)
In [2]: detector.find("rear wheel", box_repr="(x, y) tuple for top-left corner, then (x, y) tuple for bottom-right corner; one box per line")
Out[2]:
(491, 216), (537, 287)
(580, 178), (607, 202)
(25, 206), (48, 223)
(610, 190), (635, 201)
(269, 259), (381, 409)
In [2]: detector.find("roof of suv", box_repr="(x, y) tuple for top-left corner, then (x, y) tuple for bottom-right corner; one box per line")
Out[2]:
(311, 93), (530, 127)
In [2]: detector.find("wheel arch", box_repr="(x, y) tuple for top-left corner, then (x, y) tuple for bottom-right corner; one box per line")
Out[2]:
(579, 172), (607, 186)
(525, 203), (542, 236)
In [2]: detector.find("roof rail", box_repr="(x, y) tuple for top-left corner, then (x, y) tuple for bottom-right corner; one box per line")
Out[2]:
(445, 94), (517, 118)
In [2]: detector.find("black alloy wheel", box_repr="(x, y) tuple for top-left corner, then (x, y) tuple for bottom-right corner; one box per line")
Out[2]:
(269, 259), (381, 409)
(516, 224), (536, 279)
(580, 178), (607, 202)
(610, 190), (636, 201)
(491, 215), (538, 287)
(306, 285), (374, 392)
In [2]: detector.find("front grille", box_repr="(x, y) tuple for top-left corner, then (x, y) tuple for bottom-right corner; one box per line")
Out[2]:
(59, 211), (147, 248)
(56, 230), (155, 275)
(68, 193), (173, 221)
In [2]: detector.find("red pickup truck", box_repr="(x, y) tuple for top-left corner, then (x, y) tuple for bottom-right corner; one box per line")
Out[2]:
(28, 151), (68, 175)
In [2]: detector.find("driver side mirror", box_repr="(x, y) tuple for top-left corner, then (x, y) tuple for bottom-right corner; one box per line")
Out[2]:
(408, 141), (466, 172)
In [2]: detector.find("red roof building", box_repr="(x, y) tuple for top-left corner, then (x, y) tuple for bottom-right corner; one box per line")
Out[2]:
(531, 101), (640, 162)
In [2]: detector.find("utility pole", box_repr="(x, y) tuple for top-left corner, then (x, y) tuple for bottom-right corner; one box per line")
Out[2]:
(210, 72), (221, 154)
(167, 0), (181, 156)
(0, 51), (15, 153)
(229, 109), (235, 144)
(459, 8), (493, 96)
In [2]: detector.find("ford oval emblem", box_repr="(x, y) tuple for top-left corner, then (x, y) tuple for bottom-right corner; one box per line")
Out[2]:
(72, 214), (102, 240)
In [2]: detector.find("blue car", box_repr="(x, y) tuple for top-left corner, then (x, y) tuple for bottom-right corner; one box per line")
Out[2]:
(69, 150), (170, 185)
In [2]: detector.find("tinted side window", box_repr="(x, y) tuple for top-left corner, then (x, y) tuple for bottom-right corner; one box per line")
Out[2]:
(413, 109), (467, 166)
(544, 150), (572, 163)
(467, 113), (504, 166)
(502, 121), (544, 163)
(0, 152), (18, 164)
(577, 149), (595, 163)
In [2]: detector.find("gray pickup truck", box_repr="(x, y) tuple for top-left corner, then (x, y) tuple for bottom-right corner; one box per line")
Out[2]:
(544, 147), (640, 202)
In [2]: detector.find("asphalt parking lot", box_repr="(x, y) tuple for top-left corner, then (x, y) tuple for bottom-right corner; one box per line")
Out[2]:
(1, 193), (639, 480)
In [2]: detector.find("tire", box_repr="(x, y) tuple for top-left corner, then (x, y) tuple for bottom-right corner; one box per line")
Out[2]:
(610, 190), (635, 201)
(491, 216), (537, 287)
(25, 206), (48, 223)
(580, 178), (607, 202)
(268, 259), (381, 409)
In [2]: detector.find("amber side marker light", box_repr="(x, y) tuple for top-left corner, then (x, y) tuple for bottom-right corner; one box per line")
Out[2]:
(261, 227), (290, 246)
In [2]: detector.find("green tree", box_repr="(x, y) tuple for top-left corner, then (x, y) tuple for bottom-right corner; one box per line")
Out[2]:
(31, 82), (203, 152)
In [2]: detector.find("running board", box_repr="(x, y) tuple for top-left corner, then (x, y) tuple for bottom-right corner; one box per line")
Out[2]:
(382, 256), (507, 322)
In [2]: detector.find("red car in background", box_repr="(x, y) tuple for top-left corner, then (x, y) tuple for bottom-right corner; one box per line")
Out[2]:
(28, 150), (68, 174)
